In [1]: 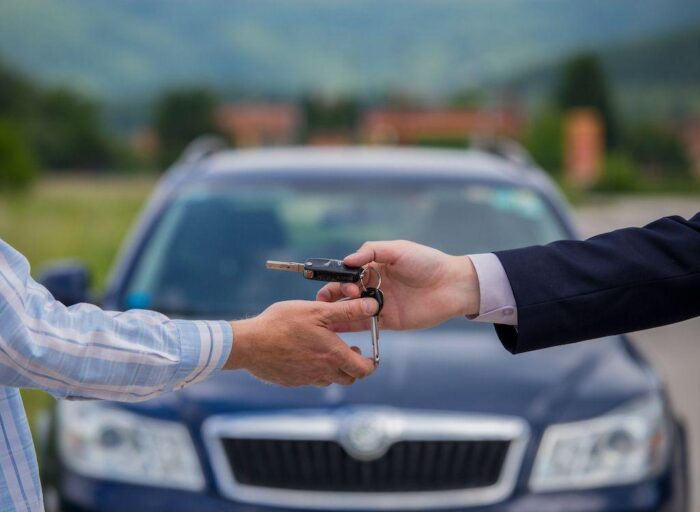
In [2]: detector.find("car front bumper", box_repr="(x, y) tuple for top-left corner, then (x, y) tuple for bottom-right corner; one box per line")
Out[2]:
(53, 467), (685, 512)
(47, 417), (688, 512)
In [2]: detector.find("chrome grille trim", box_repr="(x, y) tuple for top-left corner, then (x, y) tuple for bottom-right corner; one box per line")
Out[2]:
(202, 408), (529, 510)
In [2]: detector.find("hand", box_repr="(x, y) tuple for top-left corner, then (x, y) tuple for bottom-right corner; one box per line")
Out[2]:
(317, 240), (480, 332)
(225, 298), (379, 387)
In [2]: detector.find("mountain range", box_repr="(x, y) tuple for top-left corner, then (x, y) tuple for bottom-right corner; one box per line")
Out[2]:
(1, 0), (699, 102)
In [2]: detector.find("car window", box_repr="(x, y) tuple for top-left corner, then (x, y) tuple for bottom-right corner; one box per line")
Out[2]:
(123, 180), (567, 319)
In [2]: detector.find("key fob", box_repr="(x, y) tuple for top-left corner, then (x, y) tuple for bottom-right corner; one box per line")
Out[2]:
(303, 258), (364, 283)
(361, 287), (384, 315)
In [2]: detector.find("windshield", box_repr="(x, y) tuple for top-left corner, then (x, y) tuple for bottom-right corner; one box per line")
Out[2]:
(122, 178), (567, 319)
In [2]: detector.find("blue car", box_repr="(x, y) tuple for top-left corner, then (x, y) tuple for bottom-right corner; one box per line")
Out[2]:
(39, 144), (688, 511)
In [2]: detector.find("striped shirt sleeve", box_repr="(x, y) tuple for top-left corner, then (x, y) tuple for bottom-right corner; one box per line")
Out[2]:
(0, 239), (233, 402)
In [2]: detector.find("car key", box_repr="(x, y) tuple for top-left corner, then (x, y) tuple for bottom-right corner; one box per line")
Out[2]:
(266, 258), (364, 283)
(361, 287), (384, 367)
(267, 258), (384, 366)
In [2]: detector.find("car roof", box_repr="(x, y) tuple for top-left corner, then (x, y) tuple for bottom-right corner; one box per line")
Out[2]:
(104, 145), (577, 303)
(183, 146), (537, 185)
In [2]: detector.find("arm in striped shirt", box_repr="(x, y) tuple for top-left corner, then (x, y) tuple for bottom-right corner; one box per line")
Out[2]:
(0, 239), (232, 401)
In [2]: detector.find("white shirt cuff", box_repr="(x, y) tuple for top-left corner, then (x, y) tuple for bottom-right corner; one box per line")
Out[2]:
(171, 320), (233, 390)
(467, 253), (518, 325)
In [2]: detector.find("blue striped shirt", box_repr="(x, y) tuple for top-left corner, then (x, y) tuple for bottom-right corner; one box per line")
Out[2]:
(0, 239), (233, 511)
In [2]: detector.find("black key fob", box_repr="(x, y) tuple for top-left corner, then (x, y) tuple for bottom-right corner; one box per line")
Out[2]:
(303, 258), (364, 283)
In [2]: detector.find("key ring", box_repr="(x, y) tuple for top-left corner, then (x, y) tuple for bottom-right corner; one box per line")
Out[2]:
(360, 266), (382, 291)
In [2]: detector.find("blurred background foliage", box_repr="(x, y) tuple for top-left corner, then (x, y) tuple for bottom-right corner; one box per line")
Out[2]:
(0, 60), (123, 185)
(154, 88), (220, 167)
(0, 119), (38, 189)
(0, 0), (697, 194)
(556, 54), (619, 149)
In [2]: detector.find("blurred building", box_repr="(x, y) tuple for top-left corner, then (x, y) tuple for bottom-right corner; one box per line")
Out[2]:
(306, 132), (354, 146)
(128, 127), (159, 162)
(564, 108), (604, 186)
(358, 107), (523, 145)
(215, 103), (302, 147)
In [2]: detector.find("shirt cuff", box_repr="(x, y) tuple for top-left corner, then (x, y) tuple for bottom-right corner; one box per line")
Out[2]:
(170, 320), (233, 390)
(466, 253), (518, 325)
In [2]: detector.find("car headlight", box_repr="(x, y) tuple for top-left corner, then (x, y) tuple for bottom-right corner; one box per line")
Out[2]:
(57, 401), (205, 491)
(530, 395), (670, 491)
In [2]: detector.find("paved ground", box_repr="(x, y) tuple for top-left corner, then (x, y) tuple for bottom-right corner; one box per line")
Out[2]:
(575, 196), (699, 507)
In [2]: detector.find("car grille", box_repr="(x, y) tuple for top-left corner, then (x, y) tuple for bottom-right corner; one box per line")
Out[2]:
(203, 409), (529, 510)
(223, 438), (510, 492)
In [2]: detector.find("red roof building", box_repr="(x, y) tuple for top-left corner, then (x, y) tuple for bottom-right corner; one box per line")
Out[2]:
(359, 107), (523, 145)
(215, 103), (302, 147)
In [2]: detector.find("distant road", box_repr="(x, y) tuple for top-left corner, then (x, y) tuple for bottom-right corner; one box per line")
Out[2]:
(575, 195), (699, 508)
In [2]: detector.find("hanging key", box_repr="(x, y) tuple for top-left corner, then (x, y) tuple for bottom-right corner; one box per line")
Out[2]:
(266, 258), (364, 283)
(361, 287), (384, 367)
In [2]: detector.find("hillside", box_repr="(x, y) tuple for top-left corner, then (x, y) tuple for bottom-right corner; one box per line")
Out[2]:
(0, 0), (699, 100)
(605, 27), (700, 85)
(512, 26), (700, 117)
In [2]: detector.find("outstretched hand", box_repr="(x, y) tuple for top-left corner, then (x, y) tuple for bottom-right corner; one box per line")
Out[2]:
(226, 298), (379, 387)
(316, 241), (480, 332)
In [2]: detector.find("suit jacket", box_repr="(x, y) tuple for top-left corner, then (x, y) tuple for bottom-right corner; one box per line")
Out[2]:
(493, 212), (700, 354)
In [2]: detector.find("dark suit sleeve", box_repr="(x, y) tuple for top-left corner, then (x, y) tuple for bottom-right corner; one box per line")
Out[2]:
(493, 212), (700, 354)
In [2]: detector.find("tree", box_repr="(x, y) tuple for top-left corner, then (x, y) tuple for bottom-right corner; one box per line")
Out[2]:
(624, 122), (690, 178)
(153, 88), (219, 167)
(0, 60), (35, 121)
(0, 58), (117, 171)
(449, 88), (484, 108)
(31, 87), (115, 169)
(524, 108), (564, 176)
(301, 94), (359, 138)
(0, 120), (38, 189)
(557, 53), (619, 148)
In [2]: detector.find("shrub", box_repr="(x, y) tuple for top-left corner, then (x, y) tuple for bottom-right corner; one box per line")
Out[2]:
(154, 88), (219, 168)
(0, 120), (38, 190)
(623, 122), (691, 179)
(595, 152), (638, 192)
(524, 108), (564, 177)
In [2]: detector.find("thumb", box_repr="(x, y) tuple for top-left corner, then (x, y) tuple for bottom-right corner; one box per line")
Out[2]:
(344, 241), (404, 267)
(321, 297), (378, 324)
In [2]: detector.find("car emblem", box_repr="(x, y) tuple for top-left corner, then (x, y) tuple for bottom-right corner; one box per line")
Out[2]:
(339, 412), (394, 462)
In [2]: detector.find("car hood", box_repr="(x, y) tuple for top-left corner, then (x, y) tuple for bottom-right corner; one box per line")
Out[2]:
(128, 327), (657, 429)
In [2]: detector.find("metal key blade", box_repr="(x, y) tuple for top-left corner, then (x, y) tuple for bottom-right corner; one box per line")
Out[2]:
(370, 316), (380, 367)
(361, 287), (383, 368)
(266, 260), (305, 273)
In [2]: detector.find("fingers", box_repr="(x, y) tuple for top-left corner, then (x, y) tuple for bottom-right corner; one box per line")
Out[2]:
(316, 282), (361, 302)
(329, 318), (372, 333)
(319, 297), (378, 324)
(236, 301), (378, 389)
(332, 371), (356, 386)
(344, 241), (404, 267)
(315, 347), (367, 386)
(337, 344), (375, 379)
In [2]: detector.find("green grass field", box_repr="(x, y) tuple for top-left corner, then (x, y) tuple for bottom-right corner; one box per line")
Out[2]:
(0, 174), (157, 431)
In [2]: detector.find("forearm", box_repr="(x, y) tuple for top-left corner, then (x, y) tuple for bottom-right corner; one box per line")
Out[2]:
(495, 213), (700, 352)
(0, 240), (232, 401)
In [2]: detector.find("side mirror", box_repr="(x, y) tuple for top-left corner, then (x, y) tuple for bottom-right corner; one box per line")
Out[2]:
(37, 262), (91, 307)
